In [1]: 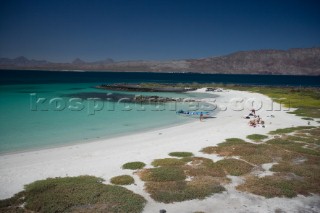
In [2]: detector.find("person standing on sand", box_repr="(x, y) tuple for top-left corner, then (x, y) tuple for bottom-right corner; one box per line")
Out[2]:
(200, 112), (203, 121)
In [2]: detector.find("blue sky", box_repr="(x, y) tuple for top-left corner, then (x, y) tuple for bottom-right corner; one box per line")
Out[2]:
(0, 0), (319, 62)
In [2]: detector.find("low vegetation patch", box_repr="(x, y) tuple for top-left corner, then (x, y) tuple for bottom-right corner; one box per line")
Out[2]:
(169, 152), (193, 157)
(0, 176), (146, 213)
(246, 134), (268, 142)
(221, 138), (247, 146)
(237, 127), (320, 198)
(144, 177), (225, 203)
(201, 126), (320, 198)
(140, 167), (186, 182)
(267, 137), (320, 156)
(122, 161), (146, 170)
(216, 159), (254, 176)
(151, 158), (186, 167)
(110, 175), (135, 185)
(201, 140), (275, 164)
(268, 126), (314, 135)
(138, 157), (227, 203)
(183, 157), (226, 178)
(236, 174), (316, 198)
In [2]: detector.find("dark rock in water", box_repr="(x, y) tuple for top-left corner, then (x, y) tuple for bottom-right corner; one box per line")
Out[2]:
(134, 95), (179, 103)
(62, 92), (190, 103)
(62, 92), (135, 102)
(159, 210), (166, 213)
(68, 87), (84, 90)
(96, 84), (196, 92)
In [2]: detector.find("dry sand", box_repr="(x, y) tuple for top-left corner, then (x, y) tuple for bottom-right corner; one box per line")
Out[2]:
(0, 88), (319, 212)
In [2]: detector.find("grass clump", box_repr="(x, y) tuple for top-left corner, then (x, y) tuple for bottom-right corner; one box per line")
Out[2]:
(140, 167), (186, 182)
(216, 159), (254, 176)
(201, 138), (247, 155)
(201, 138), (248, 155)
(138, 157), (227, 203)
(269, 126), (314, 135)
(183, 157), (226, 178)
(122, 161), (146, 170)
(151, 158), (186, 167)
(270, 156), (320, 193)
(246, 134), (268, 142)
(110, 175), (135, 185)
(221, 138), (247, 146)
(144, 177), (225, 203)
(0, 191), (25, 211)
(267, 137), (320, 156)
(236, 127), (320, 198)
(201, 140), (274, 165)
(236, 174), (312, 198)
(0, 176), (146, 213)
(169, 152), (193, 157)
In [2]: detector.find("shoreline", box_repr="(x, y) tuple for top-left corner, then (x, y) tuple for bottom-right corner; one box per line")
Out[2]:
(0, 88), (319, 212)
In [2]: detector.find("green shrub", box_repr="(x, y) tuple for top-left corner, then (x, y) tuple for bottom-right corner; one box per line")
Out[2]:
(0, 176), (146, 213)
(222, 138), (247, 146)
(110, 175), (135, 185)
(237, 175), (309, 198)
(169, 152), (193, 157)
(269, 126), (314, 135)
(145, 178), (225, 203)
(140, 167), (186, 182)
(246, 134), (268, 142)
(151, 158), (186, 167)
(122, 161), (146, 170)
(216, 159), (253, 176)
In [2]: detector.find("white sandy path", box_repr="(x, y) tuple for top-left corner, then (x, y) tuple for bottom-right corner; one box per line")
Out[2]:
(0, 89), (319, 213)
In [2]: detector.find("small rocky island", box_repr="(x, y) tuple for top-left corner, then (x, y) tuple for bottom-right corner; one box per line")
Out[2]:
(63, 84), (200, 103)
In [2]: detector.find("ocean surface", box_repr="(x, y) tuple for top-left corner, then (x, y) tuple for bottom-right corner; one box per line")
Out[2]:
(0, 70), (319, 154)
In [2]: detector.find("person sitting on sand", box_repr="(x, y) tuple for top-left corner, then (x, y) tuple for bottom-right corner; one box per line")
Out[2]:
(249, 119), (256, 127)
(256, 116), (261, 124)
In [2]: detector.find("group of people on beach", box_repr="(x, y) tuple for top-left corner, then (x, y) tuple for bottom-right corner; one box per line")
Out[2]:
(245, 109), (265, 128)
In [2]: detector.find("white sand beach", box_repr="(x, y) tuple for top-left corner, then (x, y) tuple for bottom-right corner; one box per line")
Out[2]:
(0, 89), (319, 213)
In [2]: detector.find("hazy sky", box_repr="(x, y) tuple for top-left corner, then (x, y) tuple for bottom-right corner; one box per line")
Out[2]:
(0, 0), (319, 62)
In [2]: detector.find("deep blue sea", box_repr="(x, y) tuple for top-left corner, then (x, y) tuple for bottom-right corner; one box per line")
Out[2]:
(1, 70), (320, 86)
(0, 70), (319, 154)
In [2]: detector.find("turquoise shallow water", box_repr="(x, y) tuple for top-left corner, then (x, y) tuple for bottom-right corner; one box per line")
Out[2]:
(1, 70), (318, 154)
(0, 83), (216, 154)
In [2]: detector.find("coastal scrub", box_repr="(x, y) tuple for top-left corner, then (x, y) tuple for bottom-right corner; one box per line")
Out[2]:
(122, 161), (146, 170)
(110, 175), (135, 185)
(0, 176), (146, 213)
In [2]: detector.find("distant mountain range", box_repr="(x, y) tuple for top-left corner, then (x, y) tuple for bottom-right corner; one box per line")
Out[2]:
(1, 48), (320, 75)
